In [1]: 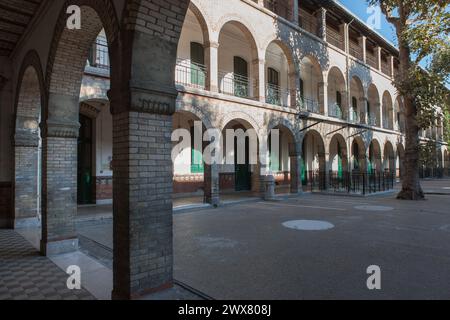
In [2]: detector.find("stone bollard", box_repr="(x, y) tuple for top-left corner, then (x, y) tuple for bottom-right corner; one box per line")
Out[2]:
(263, 175), (276, 201)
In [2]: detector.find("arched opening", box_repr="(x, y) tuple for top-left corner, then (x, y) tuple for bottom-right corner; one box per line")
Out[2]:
(172, 111), (216, 207)
(444, 149), (449, 176)
(350, 76), (365, 124)
(218, 21), (259, 99)
(367, 84), (380, 127)
(264, 41), (296, 108)
(383, 141), (395, 175)
(382, 91), (394, 130)
(395, 96), (405, 133)
(301, 130), (326, 190)
(397, 143), (405, 179)
(13, 63), (43, 229)
(351, 137), (366, 173)
(268, 124), (298, 194)
(327, 67), (347, 120)
(299, 55), (322, 114)
(176, 3), (209, 90)
(329, 134), (348, 190)
(221, 118), (260, 200)
(368, 139), (382, 173)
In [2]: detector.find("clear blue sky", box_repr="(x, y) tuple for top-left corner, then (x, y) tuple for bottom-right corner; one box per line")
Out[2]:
(336, 0), (398, 47)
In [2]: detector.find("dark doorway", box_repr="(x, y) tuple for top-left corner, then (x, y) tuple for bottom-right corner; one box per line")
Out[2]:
(78, 114), (94, 205)
(234, 135), (251, 191)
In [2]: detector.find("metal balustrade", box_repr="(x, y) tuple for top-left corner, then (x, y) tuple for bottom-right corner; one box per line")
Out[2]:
(303, 171), (395, 195)
(298, 97), (320, 114)
(175, 59), (207, 90)
(266, 83), (290, 107)
(219, 71), (251, 99)
(329, 103), (343, 119)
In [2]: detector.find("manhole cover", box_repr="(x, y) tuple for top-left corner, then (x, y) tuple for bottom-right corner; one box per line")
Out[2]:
(354, 205), (394, 212)
(282, 220), (334, 231)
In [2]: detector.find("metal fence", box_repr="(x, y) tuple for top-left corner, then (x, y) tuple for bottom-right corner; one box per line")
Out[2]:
(419, 167), (450, 179)
(303, 171), (395, 195)
(175, 59), (207, 90)
(219, 71), (251, 98)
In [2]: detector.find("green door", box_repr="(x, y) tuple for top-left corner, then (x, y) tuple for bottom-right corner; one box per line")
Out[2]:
(235, 136), (251, 191)
(190, 126), (204, 174)
(337, 142), (343, 179)
(77, 114), (93, 205)
(190, 42), (205, 87)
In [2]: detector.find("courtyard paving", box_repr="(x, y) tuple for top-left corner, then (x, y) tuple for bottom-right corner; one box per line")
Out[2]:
(2, 179), (450, 300)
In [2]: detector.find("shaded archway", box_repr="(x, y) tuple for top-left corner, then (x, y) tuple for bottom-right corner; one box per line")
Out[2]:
(299, 55), (323, 114)
(327, 66), (347, 120)
(264, 40), (296, 108)
(351, 137), (366, 173)
(350, 76), (365, 123)
(367, 84), (380, 126)
(395, 96), (405, 133)
(397, 143), (405, 179)
(382, 91), (394, 130)
(13, 51), (45, 229)
(267, 124), (298, 194)
(218, 20), (260, 99)
(221, 118), (260, 197)
(329, 133), (349, 190)
(383, 141), (395, 175)
(368, 139), (382, 173)
(176, 3), (210, 90)
(302, 130), (326, 189)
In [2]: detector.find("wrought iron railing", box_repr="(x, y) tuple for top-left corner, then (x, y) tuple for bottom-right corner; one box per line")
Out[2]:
(303, 171), (395, 195)
(349, 109), (360, 123)
(298, 97), (320, 114)
(299, 10), (318, 36)
(264, 0), (292, 20)
(367, 114), (378, 126)
(219, 71), (250, 99)
(175, 59), (207, 90)
(419, 167), (449, 179)
(329, 103), (343, 119)
(266, 83), (290, 107)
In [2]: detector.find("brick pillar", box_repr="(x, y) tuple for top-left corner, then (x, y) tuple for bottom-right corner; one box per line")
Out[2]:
(204, 163), (220, 206)
(41, 107), (80, 256)
(205, 41), (219, 93)
(14, 122), (40, 228)
(359, 36), (367, 63)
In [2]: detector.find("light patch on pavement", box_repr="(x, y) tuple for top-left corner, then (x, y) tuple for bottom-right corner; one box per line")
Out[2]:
(282, 220), (335, 231)
(354, 205), (394, 212)
(443, 187), (450, 190)
(196, 236), (239, 249)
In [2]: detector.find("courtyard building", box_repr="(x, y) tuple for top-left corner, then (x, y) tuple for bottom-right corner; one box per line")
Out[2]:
(0, 0), (448, 299)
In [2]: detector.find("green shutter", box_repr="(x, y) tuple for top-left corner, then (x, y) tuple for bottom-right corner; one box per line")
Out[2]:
(190, 42), (205, 87)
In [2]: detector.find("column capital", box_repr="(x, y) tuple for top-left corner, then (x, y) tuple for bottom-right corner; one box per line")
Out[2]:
(45, 120), (80, 138)
(109, 87), (177, 116)
(205, 41), (219, 49)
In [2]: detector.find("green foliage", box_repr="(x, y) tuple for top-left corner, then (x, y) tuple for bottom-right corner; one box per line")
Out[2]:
(369, 0), (450, 130)
(419, 140), (438, 167)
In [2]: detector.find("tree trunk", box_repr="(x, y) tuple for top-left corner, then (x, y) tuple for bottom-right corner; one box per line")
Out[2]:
(395, 11), (425, 200)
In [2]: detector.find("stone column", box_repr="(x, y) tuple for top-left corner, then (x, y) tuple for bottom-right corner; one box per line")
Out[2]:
(253, 58), (266, 102)
(292, 0), (299, 25)
(205, 41), (219, 93)
(361, 96), (368, 124)
(375, 46), (382, 71)
(204, 163), (220, 206)
(358, 36), (367, 63)
(318, 8), (327, 42)
(377, 102), (382, 127)
(340, 23), (349, 53)
(290, 153), (303, 194)
(389, 55), (395, 78)
(318, 81), (328, 115)
(14, 120), (40, 228)
(40, 95), (80, 256)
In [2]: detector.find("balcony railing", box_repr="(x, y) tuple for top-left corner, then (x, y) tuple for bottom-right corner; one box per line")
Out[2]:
(327, 27), (344, 51)
(366, 54), (377, 69)
(88, 37), (109, 69)
(264, 0), (292, 20)
(266, 83), (290, 107)
(298, 97), (320, 114)
(367, 114), (378, 126)
(349, 109), (360, 123)
(329, 103), (343, 119)
(219, 71), (251, 99)
(349, 42), (363, 61)
(175, 59), (207, 90)
(381, 62), (391, 76)
(299, 10), (318, 36)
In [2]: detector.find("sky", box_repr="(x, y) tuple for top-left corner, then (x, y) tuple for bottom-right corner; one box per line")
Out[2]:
(336, 0), (398, 47)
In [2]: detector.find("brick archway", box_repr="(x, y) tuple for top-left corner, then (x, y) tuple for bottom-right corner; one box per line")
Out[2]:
(12, 50), (46, 229)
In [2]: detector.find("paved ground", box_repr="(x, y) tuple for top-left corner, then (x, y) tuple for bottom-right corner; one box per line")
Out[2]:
(3, 179), (450, 300)
(0, 230), (94, 300)
(74, 180), (450, 300)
